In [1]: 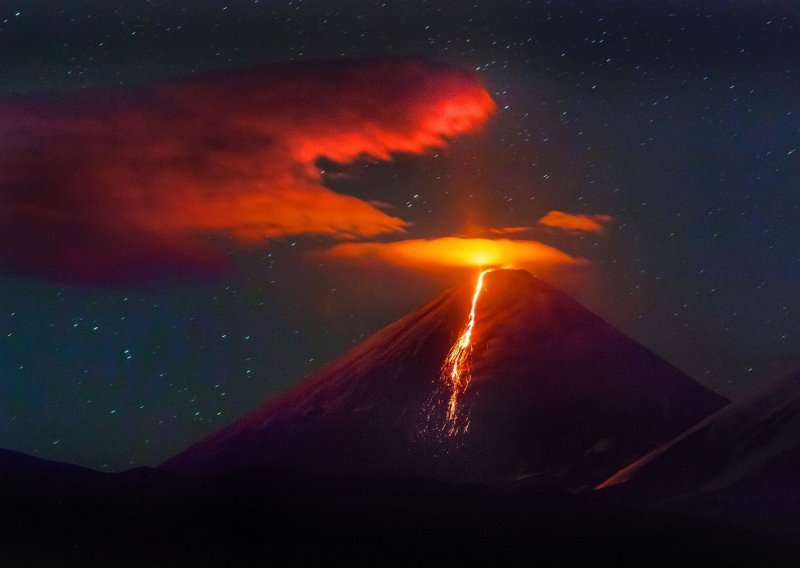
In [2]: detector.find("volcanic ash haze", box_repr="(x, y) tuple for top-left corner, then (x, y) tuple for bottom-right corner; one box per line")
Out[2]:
(163, 269), (727, 489)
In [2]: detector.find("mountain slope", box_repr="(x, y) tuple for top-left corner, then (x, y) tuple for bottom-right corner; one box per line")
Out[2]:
(597, 369), (800, 521)
(163, 269), (727, 489)
(0, 448), (97, 482)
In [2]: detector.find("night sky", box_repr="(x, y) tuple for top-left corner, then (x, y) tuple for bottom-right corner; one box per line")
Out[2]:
(1, 1), (798, 471)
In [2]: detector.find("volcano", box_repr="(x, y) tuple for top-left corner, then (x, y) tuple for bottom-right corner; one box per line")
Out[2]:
(163, 269), (727, 489)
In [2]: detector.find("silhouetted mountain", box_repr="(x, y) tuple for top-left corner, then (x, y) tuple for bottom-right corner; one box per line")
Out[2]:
(598, 369), (800, 526)
(164, 269), (727, 490)
(0, 448), (96, 481)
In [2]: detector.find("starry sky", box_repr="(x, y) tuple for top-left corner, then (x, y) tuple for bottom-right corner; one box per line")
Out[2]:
(1, 1), (798, 471)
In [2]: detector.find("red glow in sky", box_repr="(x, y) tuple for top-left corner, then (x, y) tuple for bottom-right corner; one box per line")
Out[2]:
(0, 59), (494, 284)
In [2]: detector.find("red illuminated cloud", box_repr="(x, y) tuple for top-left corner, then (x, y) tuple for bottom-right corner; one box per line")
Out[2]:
(486, 226), (533, 236)
(325, 237), (584, 272)
(538, 211), (614, 234)
(0, 59), (495, 284)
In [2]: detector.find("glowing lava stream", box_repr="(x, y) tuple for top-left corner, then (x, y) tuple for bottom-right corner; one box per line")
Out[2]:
(440, 268), (496, 433)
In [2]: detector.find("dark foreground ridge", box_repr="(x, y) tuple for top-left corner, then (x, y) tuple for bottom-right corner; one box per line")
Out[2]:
(1, 449), (798, 566)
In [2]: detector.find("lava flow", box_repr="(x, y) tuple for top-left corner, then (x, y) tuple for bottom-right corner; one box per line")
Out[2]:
(439, 268), (495, 434)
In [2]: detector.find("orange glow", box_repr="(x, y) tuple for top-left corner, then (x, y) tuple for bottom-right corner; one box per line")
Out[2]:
(325, 237), (582, 271)
(538, 211), (614, 234)
(439, 268), (495, 433)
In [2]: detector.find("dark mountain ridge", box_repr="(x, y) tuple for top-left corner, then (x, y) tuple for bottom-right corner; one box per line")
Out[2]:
(597, 368), (800, 528)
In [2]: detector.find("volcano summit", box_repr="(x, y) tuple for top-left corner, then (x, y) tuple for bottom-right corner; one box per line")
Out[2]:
(164, 269), (726, 489)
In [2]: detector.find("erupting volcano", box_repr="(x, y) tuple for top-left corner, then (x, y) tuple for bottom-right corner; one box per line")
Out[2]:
(163, 269), (726, 489)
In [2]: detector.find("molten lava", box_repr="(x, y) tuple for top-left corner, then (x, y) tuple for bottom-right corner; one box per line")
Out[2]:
(439, 268), (495, 434)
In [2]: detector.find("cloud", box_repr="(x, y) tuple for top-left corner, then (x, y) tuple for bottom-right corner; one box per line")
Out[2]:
(538, 211), (613, 234)
(0, 59), (495, 284)
(486, 226), (533, 236)
(324, 237), (584, 272)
